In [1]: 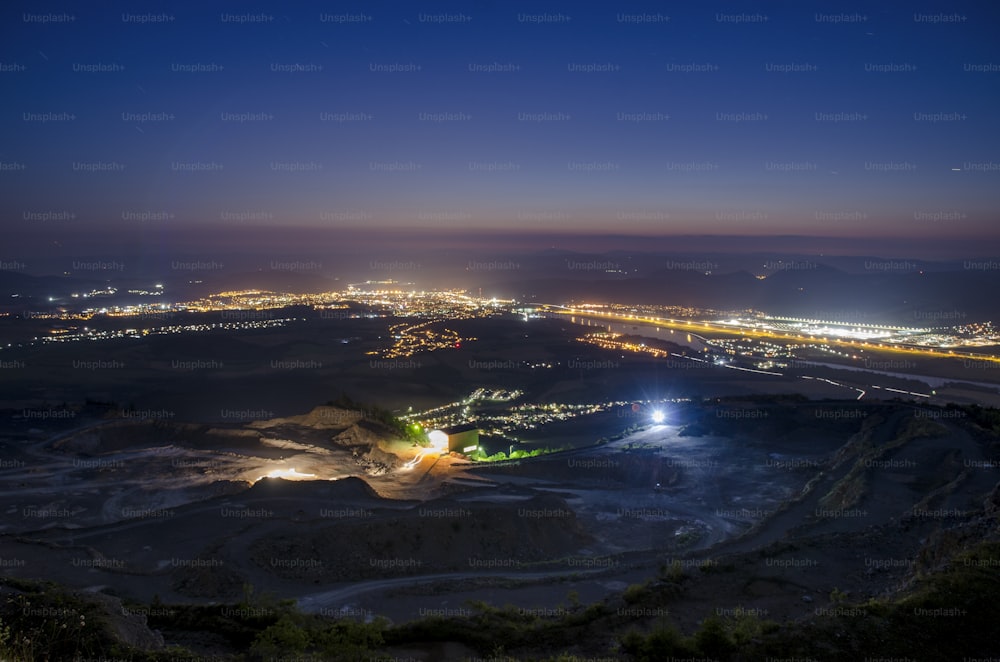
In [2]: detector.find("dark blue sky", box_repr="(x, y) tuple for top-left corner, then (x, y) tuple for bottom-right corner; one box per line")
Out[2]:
(2, 0), (999, 257)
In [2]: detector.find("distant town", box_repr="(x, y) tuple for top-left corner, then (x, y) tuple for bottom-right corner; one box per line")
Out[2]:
(6, 281), (999, 366)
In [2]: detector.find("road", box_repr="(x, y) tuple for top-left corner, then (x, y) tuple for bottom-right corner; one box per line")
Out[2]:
(296, 567), (611, 614)
(539, 305), (1000, 365)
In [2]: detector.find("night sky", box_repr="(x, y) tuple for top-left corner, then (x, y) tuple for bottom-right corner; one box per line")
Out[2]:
(2, 1), (999, 258)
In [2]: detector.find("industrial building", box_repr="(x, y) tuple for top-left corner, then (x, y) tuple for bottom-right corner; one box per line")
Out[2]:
(431, 423), (480, 454)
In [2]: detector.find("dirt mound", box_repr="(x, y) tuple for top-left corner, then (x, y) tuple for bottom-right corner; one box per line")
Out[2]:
(330, 422), (384, 448)
(324, 423), (402, 474)
(249, 406), (361, 430)
(352, 443), (400, 475)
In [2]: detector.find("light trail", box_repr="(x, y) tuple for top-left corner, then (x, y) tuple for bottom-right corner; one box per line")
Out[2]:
(403, 450), (434, 470)
(721, 364), (782, 376)
(871, 385), (931, 398)
(800, 375), (867, 399)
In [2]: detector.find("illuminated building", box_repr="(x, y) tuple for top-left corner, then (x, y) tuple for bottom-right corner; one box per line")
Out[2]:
(437, 423), (480, 454)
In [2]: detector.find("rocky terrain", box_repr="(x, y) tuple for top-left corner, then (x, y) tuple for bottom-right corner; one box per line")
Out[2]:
(0, 400), (998, 660)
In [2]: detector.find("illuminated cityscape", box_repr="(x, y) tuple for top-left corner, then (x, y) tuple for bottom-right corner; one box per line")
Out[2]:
(2, 2), (1000, 660)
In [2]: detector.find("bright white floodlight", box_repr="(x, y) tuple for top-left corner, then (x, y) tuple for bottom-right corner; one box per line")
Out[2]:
(651, 410), (666, 424)
(427, 429), (449, 451)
